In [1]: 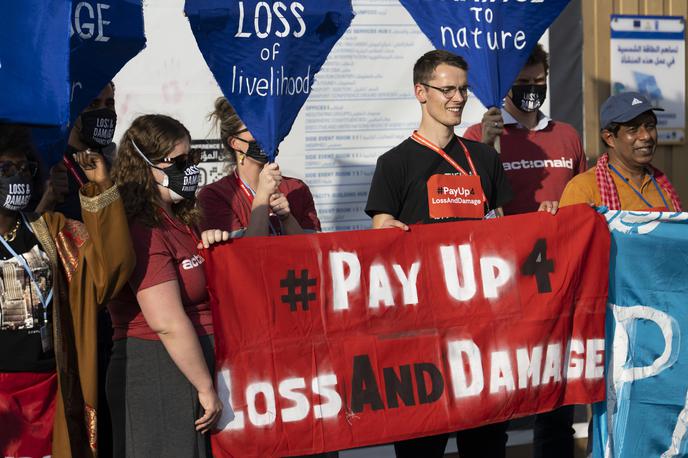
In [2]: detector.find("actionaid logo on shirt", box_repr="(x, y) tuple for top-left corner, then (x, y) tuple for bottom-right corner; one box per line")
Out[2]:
(502, 157), (574, 171)
(182, 254), (205, 270)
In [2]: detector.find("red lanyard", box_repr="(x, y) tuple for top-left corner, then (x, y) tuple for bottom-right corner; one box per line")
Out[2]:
(233, 171), (280, 235)
(63, 154), (86, 187)
(410, 131), (486, 202)
(234, 171), (254, 205)
(411, 131), (479, 176)
(159, 208), (199, 245)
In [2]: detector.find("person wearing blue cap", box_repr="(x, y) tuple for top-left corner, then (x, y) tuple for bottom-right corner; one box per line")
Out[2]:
(560, 92), (682, 211)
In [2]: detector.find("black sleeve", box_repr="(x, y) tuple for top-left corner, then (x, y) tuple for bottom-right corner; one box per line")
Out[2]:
(488, 148), (513, 210)
(365, 153), (404, 218)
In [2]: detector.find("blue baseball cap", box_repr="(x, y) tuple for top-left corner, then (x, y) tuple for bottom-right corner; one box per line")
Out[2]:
(600, 92), (663, 129)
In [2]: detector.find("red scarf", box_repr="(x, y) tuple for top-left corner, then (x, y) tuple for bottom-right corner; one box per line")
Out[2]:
(595, 153), (682, 211)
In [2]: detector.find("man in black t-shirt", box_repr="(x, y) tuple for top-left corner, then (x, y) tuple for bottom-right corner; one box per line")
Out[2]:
(366, 135), (511, 225)
(366, 51), (512, 228)
(365, 50), (512, 458)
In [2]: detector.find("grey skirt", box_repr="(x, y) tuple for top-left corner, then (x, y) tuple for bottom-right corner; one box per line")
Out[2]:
(106, 334), (215, 458)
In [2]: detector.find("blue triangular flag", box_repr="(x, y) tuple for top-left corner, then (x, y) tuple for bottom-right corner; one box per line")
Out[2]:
(69, 0), (147, 123)
(186, 0), (354, 160)
(399, 0), (570, 108)
(33, 0), (147, 166)
(0, 1), (71, 126)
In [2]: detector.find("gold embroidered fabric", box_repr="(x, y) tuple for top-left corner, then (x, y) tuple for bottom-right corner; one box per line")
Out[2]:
(80, 184), (120, 213)
(28, 215), (58, 267)
(26, 213), (62, 356)
(85, 404), (97, 451)
(63, 219), (89, 248)
(55, 219), (90, 282)
(55, 235), (79, 282)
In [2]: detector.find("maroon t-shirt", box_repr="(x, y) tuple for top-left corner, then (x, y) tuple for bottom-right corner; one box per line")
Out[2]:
(107, 218), (213, 340)
(464, 120), (587, 214)
(198, 174), (321, 235)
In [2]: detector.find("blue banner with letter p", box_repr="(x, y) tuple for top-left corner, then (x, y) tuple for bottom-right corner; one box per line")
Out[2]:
(593, 211), (688, 457)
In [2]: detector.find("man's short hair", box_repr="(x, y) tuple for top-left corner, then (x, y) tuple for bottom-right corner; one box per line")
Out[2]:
(413, 50), (468, 85)
(601, 122), (622, 136)
(601, 111), (657, 136)
(525, 44), (549, 75)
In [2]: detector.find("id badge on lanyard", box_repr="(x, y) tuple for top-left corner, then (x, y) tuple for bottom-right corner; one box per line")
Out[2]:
(0, 214), (54, 352)
(410, 131), (487, 219)
(427, 173), (484, 219)
(235, 172), (281, 235)
(609, 164), (671, 212)
(40, 326), (53, 353)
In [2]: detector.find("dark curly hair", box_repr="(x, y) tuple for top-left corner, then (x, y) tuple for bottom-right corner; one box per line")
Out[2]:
(525, 43), (549, 76)
(111, 114), (200, 228)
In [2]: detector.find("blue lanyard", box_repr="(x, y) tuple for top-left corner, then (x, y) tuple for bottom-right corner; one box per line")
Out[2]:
(238, 175), (281, 236)
(0, 214), (54, 322)
(609, 164), (669, 210)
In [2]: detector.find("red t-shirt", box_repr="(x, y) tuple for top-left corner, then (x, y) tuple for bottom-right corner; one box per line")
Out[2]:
(464, 119), (587, 214)
(107, 218), (213, 340)
(198, 174), (321, 235)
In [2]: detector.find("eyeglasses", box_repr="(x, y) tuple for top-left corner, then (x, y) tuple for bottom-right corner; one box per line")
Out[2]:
(421, 83), (470, 100)
(230, 129), (254, 144)
(232, 136), (253, 145)
(156, 152), (200, 167)
(0, 160), (38, 178)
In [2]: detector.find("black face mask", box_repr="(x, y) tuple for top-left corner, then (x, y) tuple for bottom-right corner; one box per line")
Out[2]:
(131, 140), (200, 203)
(79, 108), (117, 150)
(231, 136), (276, 164)
(158, 161), (201, 203)
(0, 175), (32, 211)
(509, 84), (547, 113)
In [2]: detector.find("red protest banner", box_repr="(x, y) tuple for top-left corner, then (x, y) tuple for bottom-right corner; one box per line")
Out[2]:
(205, 204), (610, 457)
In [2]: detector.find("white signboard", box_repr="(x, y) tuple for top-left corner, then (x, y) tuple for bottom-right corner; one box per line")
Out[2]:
(610, 15), (685, 144)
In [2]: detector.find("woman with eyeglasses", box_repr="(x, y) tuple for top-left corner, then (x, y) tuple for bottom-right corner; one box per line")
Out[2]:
(0, 123), (134, 457)
(107, 114), (224, 457)
(198, 97), (320, 238)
